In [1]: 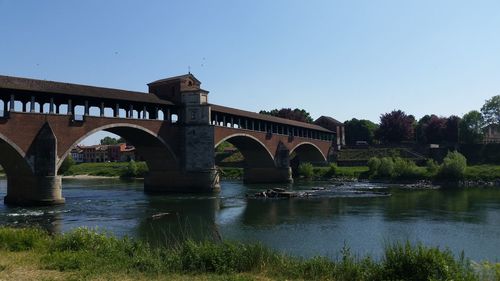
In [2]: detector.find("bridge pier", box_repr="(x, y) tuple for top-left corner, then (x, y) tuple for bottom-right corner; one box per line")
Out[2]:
(3, 122), (65, 206)
(243, 167), (293, 184)
(4, 175), (64, 206)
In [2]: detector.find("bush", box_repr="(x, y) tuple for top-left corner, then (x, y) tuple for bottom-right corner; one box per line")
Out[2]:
(377, 157), (395, 178)
(121, 160), (138, 178)
(298, 163), (314, 179)
(59, 155), (75, 175)
(136, 162), (149, 177)
(379, 242), (476, 281)
(426, 159), (440, 176)
(392, 157), (423, 179)
(323, 163), (337, 178)
(439, 151), (467, 180)
(0, 228), (48, 251)
(367, 157), (381, 175)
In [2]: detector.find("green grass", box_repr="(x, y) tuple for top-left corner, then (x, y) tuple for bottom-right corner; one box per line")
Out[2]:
(64, 162), (148, 177)
(219, 167), (243, 179)
(0, 227), (494, 280)
(310, 165), (369, 179)
(465, 165), (500, 181)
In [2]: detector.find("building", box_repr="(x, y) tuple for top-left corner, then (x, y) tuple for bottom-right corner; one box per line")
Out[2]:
(314, 116), (345, 149)
(79, 143), (133, 163)
(70, 146), (84, 163)
(484, 124), (500, 143)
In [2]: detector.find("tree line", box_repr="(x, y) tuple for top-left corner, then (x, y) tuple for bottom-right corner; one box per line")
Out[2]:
(345, 95), (499, 145)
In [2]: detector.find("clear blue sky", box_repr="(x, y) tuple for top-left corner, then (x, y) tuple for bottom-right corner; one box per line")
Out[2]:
(1, 1), (499, 144)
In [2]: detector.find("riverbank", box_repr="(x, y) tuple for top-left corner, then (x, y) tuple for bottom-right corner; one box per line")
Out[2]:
(305, 165), (500, 186)
(0, 227), (497, 281)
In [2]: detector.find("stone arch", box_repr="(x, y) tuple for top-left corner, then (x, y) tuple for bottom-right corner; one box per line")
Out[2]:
(0, 133), (34, 179)
(215, 133), (275, 168)
(57, 123), (179, 172)
(290, 142), (327, 164)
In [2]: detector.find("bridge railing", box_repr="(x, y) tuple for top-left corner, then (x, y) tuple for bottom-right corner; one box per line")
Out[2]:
(0, 93), (180, 123)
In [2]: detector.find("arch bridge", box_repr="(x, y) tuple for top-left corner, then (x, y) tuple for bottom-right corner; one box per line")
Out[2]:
(0, 74), (335, 206)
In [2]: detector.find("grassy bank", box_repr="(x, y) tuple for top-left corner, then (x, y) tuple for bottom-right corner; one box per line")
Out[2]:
(63, 161), (148, 178)
(0, 227), (498, 281)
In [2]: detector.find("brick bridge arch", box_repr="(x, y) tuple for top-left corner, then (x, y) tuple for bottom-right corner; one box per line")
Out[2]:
(290, 142), (328, 163)
(215, 133), (275, 168)
(0, 132), (33, 178)
(214, 127), (331, 183)
(57, 123), (179, 172)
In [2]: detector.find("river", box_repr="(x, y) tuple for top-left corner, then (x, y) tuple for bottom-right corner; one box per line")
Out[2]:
(0, 177), (499, 261)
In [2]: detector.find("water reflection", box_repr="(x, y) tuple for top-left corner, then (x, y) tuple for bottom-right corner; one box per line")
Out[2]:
(135, 194), (221, 246)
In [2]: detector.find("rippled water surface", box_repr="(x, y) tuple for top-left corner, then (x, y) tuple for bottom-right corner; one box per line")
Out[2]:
(1, 177), (500, 261)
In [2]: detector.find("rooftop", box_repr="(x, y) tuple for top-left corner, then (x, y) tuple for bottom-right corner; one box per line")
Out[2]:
(211, 104), (334, 133)
(0, 75), (174, 105)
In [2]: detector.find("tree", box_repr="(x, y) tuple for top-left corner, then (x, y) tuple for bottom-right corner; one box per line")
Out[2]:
(415, 115), (432, 144)
(58, 155), (75, 175)
(100, 136), (126, 145)
(481, 95), (500, 125)
(459, 110), (484, 144)
(344, 118), (378, 145)
(438, 151), (467, 179)
(416, 115), (460, 144)
(444, 115), (460, 144)
(424, 115), (447, 144)
(376, 110), (414, 143)
(259, 108), (314, 123)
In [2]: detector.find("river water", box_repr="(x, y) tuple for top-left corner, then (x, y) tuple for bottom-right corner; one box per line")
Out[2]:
(0, 177), (499, 261)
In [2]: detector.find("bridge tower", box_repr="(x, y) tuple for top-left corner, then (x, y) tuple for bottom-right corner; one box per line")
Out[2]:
(146, 74), (220, 192)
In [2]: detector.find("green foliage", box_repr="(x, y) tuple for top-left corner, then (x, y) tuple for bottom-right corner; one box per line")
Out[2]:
(460, 111), (485, 144)
(392, 157), (423, 179)
(64, 161), (149, 178)
(481, 95), (500, 125)
(344, 118), (378, 145)
(426, 159), (440, 176)
(367, 157), (427, 180)
(215, 141), (233, 153)
(379, 242), (476, 281)
(377, 157), (395, 178)
(58, 155), (75, 175)
(122, 160), (138, 178)
(0, 228), (48, 251)
(100, 136), (125, 145)
(298, 162), (314, 179)
(219, 167), (244, 179)
(323, 163), (337, 178)
(259, 108), (314, 123)
(464, 165), (500, 181)
(0, 227), (487, 280)
(439, 151), (467, 180)
(367, 157), (381, 174)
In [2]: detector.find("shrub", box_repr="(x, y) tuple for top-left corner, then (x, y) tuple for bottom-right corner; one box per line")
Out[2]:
(439, 151), (467, 180)
(377, 157), (395, 178)
(379, 242), (476, 281)
(136, 162), (149, 177)
(0, 228), (48, 251)
(122, 160), (138, 178)
(393, 157), (423, 179)
(426, 159), (440, 176)
(367, 157), (381, 175)
(59, 155), (75, 175)
(298, 163), (314, 179)
(323, 163), (337, 178)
